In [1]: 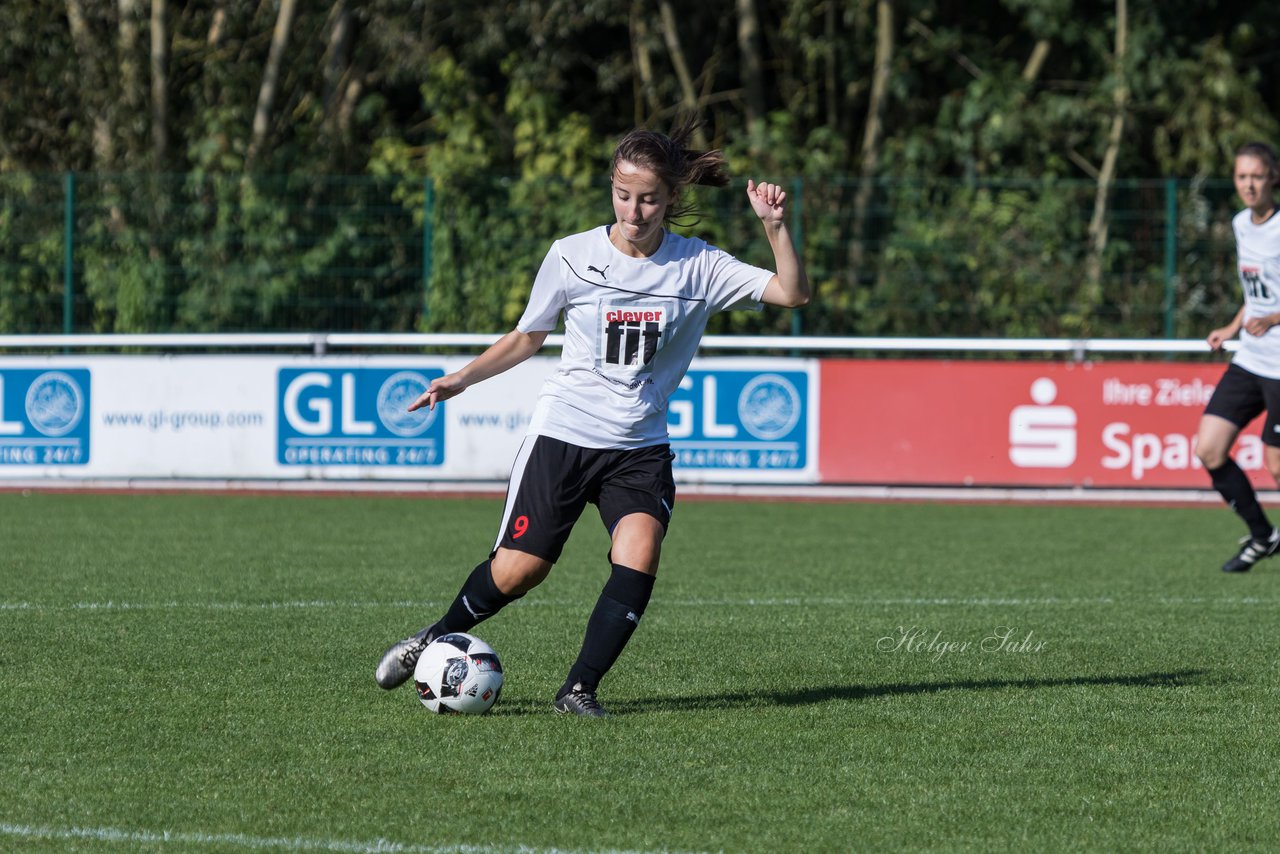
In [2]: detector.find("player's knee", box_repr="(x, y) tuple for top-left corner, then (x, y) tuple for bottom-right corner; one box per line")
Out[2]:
(609, 513), (665, 573)
(491, 549), (553, 595)
(1195, 443), (1228, 470)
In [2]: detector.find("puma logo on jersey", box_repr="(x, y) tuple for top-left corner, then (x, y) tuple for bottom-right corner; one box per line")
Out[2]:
(587, 264), (610, 277)
(603, 304), (665, 367)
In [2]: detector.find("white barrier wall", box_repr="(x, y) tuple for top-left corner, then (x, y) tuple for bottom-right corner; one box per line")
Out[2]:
(0, 356), (818, 483)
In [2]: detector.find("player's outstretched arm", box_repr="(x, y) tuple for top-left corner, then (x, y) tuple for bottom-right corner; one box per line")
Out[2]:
(408, 329), (549, 411)
(747, 179), (810, 309)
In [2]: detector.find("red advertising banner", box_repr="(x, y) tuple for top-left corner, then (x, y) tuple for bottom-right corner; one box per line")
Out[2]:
(817, 359), (1271, 488)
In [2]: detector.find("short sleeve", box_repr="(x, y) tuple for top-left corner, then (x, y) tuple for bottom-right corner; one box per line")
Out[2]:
(703, 245), (773, 313)
(516, 242), (567, 333)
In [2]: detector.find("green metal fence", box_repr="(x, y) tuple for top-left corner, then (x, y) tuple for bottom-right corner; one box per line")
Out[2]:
(0, 173), (429, 336)
(0, 172), (1245, 339)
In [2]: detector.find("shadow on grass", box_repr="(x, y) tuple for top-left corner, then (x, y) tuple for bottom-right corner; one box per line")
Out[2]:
(480, 669), (1215, 716)
(598, 668), (1215, 715)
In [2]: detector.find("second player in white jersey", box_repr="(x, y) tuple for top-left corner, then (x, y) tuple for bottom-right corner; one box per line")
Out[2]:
(1229, 205), (1280, 378)
(1197, 141), (1280, 573)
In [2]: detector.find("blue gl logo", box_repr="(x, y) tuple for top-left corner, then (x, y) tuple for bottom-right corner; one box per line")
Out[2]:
(0, 369), (91, 466)
(668, 369), (807, 471)
(277, 368), (444, 467)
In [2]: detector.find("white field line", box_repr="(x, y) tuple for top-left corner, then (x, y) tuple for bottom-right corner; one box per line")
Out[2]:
(0, 822), (686, 854)
(2, 595), (1278, 612)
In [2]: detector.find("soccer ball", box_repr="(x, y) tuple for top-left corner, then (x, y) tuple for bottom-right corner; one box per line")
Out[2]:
(413, 633), (504, 714)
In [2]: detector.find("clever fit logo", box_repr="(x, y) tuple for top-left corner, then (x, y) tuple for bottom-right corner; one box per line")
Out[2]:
(602, 306), (665, 367)
(1242, 265), (1275, 303)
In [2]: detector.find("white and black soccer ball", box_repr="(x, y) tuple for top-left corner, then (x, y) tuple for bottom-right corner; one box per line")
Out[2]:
(413, 632), (504, 714)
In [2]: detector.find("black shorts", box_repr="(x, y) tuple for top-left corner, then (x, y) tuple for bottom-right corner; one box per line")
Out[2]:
(1205, 362), (1280, 447)
(492, 435), (676, 563)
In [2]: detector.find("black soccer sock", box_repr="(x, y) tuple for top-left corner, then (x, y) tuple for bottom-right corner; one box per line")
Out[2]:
(561, 563), (656, 696)
(436, 560), (523, 634)
(1209, 459), (1273, 540)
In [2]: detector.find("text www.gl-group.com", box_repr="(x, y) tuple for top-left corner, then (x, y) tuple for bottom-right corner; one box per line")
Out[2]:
(100, 409), (265, 432)
(456, 411), (531, 432)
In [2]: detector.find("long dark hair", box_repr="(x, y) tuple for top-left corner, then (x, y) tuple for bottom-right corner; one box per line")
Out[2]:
(611, 118), (729, 223)
(1236, 141), (1280, 188)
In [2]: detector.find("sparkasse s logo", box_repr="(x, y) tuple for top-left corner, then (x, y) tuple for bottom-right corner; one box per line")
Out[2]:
(1009, 378), (1077, 468)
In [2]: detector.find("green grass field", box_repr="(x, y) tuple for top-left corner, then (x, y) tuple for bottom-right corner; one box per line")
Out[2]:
(2, 491), (1279, 853)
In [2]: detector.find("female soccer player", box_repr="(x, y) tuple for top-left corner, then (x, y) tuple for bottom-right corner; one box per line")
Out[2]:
(1196, 141), (1280, 572)
(374, 122), (809, 713)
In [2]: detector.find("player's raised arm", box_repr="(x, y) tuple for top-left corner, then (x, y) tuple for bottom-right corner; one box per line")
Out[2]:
(747, 179), (810, 309)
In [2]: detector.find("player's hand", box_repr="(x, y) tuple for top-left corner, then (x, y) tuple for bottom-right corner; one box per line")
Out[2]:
(1206, 328), (1231, 351)
(408, 374), (467, 411)
(746, 179), (786, 226)
(1244, 315), (1278, 337)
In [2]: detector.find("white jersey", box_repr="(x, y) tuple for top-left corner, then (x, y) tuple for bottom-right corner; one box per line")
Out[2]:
(516, 225), (773, 448)
(1231, 207), (1280, 379)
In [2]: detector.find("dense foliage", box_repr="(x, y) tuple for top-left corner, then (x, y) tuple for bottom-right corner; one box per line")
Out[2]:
(1, 1), (1278, 337)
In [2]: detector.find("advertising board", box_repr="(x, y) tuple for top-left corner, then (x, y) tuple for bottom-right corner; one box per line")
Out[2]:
(0, 356), (817, 484)
(817, 359), (1255, 488)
